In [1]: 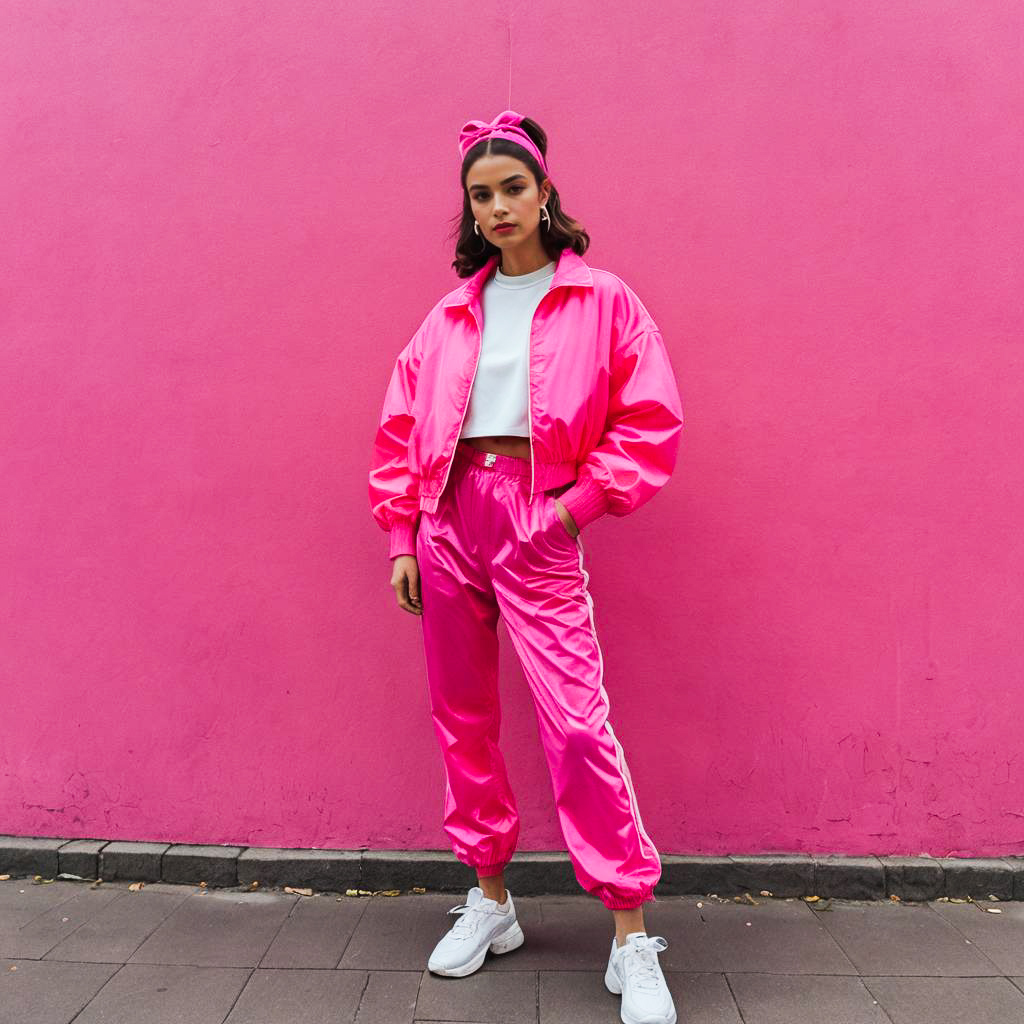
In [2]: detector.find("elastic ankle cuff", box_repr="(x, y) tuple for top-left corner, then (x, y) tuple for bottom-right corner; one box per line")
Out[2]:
(475, 862), (508, 877)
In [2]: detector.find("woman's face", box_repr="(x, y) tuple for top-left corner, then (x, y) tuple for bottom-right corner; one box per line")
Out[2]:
(466, 154), (550, 250)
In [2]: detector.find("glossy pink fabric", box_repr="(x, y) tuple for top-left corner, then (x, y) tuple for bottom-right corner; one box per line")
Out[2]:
(368, 247), (685, 560)
(416, 439), (662, 910)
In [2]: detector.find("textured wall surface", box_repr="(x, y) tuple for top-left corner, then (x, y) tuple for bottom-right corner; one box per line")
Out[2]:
(2, 1), (1022, 858)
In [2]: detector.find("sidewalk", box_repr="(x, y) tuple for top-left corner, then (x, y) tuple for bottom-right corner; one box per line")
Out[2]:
(3, 877), (1024, 1023)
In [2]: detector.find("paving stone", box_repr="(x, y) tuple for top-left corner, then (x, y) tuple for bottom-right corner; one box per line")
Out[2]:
(222, 967), (367, 1023)
(727, 972), (891, 1023)
(540, 969), (710, 1024)
(929, 898), (1024, 975)
(688, 895), (858, 974)
(345, 895), (446, 971)
(128, 889), (297, 967)
(616, 895), (738, 973)
(100, 879), (203, 895)
(460, 896), (581, 972)
(163, 845), (243, 887)
(0, 879), (83, 932)
(71, 962), (251, 1023)
(537, 969), (619, 1023)
(815, 899), (1001, 975)
(354, 970), (422, 1024)
(339, 893), (506, 972)
(260, 893), (369, 968)
(0, 882), (123, 958)
(863, 976), (1024, 1024)
(99, 841), (170, 882)
(0, 958), (119, 1024)
(415, 969), (537, 1023)
(43, 887), (192, 963)
(9, 879), (1024, 1024)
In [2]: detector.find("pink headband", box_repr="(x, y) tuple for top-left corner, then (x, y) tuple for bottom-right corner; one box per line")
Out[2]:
(458, 109), (549, 174)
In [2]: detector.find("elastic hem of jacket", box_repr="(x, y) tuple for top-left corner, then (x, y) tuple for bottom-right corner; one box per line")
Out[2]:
(557, 474), (612, 532)
(388, 518), (418, 559)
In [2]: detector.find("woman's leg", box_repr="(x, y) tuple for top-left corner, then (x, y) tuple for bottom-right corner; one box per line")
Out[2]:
(612, 907), (646, 946)
(477, 869), (508, 905)
(487, 472), (663, 918)
(416, 450), (520, 878)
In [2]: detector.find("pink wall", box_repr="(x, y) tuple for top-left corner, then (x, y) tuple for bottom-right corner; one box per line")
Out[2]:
(2, 2), (1022, 859)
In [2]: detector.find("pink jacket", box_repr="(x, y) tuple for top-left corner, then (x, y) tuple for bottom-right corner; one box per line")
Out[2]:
(369, 246), (684, 559)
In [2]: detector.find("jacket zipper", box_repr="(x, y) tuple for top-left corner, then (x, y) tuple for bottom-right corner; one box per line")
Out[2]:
(526, 288), (558, 502)
(435, 305), (484, 504)
(526, 301), (537, 502)
(439, 284), (556, 506)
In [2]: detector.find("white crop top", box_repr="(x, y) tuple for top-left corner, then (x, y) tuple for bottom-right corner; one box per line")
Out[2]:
(459, 259), (556, 439)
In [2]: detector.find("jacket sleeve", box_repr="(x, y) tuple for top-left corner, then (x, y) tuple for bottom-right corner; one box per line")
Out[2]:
(557, 325), (684, 533)
(368, 327), (424, 559)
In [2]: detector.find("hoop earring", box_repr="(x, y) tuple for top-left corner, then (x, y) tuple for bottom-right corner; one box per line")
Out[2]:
(540, 205), (551, 229)
(471, 220), (488, 254)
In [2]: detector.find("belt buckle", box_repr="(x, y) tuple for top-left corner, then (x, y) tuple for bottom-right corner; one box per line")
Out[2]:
(484, 452), (497, 467)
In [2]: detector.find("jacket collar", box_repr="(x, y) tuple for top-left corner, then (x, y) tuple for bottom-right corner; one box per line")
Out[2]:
(442, 246), (594, 309)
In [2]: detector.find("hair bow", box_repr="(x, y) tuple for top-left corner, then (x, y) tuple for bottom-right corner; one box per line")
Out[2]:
(458, 109), (548, 173)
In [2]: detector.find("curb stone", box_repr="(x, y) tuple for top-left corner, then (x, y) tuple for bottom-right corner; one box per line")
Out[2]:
(1, 836), (1022, 902)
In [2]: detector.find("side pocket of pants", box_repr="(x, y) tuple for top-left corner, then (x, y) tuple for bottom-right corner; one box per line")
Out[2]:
(544, 483), (579, 544)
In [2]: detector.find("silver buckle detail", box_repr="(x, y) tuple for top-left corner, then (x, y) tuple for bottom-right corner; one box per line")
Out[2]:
(484, 452), (497, 467)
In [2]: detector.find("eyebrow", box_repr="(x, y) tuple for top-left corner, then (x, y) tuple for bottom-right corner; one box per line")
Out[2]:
(468, 174), (527, 190)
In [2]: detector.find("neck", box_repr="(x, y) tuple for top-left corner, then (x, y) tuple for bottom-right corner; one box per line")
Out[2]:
(499, 243), (552, 277)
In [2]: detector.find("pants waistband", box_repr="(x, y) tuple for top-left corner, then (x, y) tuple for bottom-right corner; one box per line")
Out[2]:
(454, 439), (532, 478)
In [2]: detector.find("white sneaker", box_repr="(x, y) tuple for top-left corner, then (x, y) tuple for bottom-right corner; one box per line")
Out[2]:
(426, 885), (525, 977)
(605, 931), (677, 1024)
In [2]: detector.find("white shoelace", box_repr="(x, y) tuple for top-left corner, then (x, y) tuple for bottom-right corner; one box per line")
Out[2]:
(447, 899), (496, 939)
(621, 935), (669, 990)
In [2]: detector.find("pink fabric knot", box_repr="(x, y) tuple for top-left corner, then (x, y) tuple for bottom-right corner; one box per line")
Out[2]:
(458, 109), (549, 173)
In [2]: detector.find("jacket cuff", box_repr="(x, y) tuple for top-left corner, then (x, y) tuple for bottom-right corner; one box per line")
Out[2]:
(557, 475), (612, 533)
(388, 518), (418, 559)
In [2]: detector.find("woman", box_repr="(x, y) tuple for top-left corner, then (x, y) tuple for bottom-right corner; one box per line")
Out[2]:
(368, 109), (683, 1024)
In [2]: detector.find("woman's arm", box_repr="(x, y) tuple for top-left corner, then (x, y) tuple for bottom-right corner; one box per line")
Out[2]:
(557, 325), (684, 533)
(368, 329), (424, 559)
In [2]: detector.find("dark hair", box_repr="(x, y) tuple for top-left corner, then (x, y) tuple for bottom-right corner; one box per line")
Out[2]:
(448, 115), (590, 278)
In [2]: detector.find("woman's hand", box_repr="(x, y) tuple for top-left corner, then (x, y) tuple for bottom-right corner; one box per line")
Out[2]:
(391, 554), (422, 615)
(554, 498), (580, 539)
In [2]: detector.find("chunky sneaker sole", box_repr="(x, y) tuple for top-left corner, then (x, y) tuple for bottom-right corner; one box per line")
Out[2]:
(428, 917), (525, 977)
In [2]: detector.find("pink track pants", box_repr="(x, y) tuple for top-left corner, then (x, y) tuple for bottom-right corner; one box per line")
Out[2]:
(414, 439), (662, 910)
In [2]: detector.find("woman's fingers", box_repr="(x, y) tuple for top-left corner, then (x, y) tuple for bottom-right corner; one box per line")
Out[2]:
(554, 498), (580, 539)
(390, 557), (423, 615)
(407, 565), (420, 607)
